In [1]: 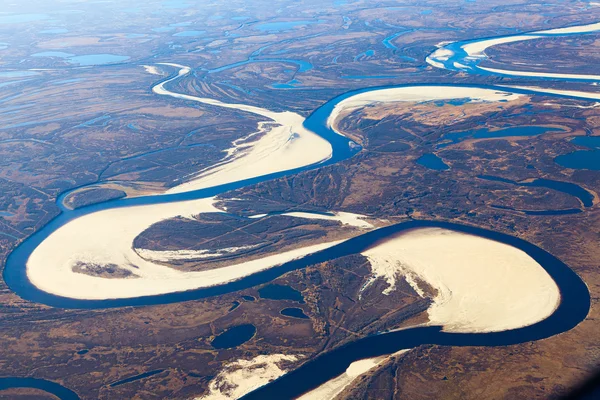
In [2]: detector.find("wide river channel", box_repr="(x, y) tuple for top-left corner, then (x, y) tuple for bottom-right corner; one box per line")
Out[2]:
(2, 20), (598, 400)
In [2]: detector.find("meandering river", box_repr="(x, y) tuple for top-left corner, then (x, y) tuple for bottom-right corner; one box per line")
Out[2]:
(2, 20), (598, 400)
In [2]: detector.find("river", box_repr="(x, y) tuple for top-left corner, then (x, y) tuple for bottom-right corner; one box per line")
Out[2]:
(2, 20), (598, 400)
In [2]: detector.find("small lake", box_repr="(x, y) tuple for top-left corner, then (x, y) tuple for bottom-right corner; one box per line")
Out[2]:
(109, 369), (165, 387)
(281, 307), (310, 319)
(0, 377), (79, 400)
(258, 284), (305, 303)
(555, 136), (600, 170)
(479, 175), (593, 207)
(416, 153), (449, 170)
(211, 324), (256, 349)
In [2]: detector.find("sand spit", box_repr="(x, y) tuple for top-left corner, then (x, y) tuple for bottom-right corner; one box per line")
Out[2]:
(327, 86), (521, 132)
(136, 244), (262, 262)
(362, 228), (560, 333)
(500, 85), (600, 101)
(249, 211), (374, 229)
(27, 195), (344, 300)
(461, 35), (541, 57)
(152, 64), (333, 194)
(537, 21), (600, 35)
(299, 351), (410, 400)
(196, 354), (300, 400)
(480, 66), (600, 81)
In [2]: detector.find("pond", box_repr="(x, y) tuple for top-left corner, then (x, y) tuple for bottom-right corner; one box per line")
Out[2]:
(416, 153), (449, 170)
(258, 284), (305, 303)
(211, 324), (257, 349)
(281, 307), (310, 319)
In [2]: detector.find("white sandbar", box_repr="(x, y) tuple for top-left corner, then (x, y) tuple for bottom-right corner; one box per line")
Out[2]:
(327, 86), (522, 131)
(299, 350), (409, 400)
(461, 35), (541, 57)
(136, 244), (262, 262)
(362, 228), (560, 333)
(25, 63), (342, 300)
(480, 65), (600, 81)
(27, 196), (344, 300)
(197, 354), (299, 400)
(500, 85), (600, 101)
(153, 64), (333, 194)
(248, 211), (374, 229)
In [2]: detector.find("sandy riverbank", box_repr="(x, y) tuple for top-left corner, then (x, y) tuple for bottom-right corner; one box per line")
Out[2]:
(152, 64), (333, 194)
(26, 197), (344, 300)
(362, 228), (560, 333)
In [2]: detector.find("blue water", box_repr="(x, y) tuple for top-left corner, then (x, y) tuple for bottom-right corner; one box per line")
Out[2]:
(109, 370), (165, 387)
(5, 82), (590, 309)
(1, 81), (593, 398)
(428, 24), (600, 83)
(354, 49), (375, 61)
(571, 136), (600, 149)
(211, 324), (256, 349)
(272, 79), (301, 89)
(416, 153), (449, 170)
(281, 307), (310, 319)
(240, 220), (589, 399)
(382, 30), (412, 49)
(229, 301), (240, 311)
(555, 136), (600, 170)
(479, 175), (593, 207)
(491, 204), (582, 216)
(258, 284), (305, 303)
(556, 150), (600, 170)
(0, 378), (79, 399)
(0, 211), (14, 217)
